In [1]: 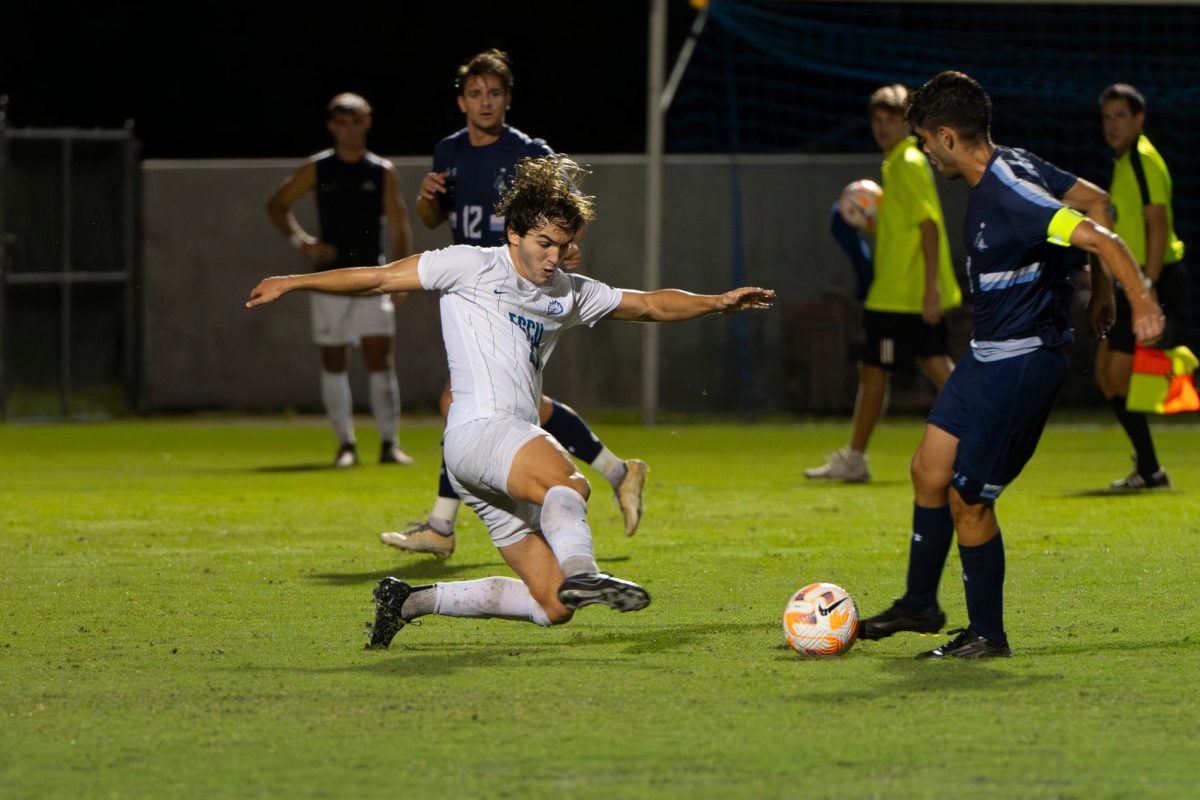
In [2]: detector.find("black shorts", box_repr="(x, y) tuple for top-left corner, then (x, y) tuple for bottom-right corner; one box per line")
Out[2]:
(1107, 261), (1185, 353)
(862, 310), (950, 370)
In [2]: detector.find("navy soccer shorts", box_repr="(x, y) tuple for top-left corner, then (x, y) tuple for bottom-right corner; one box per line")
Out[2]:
(927, 347), (1068, 500)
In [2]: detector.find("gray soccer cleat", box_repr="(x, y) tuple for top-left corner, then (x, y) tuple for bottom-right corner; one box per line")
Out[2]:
(380, 521), (456, 559)
(615, 459), (648, 536)
(804, 448), (871, 483)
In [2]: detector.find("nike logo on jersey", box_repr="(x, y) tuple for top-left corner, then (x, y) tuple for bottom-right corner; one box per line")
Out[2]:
(493, 288), (506, 295)
(818, 597), (849, 616)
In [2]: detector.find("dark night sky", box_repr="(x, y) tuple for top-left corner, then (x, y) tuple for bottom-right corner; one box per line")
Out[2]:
(3, 1), (698, 159)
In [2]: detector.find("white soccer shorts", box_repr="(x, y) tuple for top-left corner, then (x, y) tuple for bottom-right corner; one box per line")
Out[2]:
(309, 294), (395, 346)
(443, 415), (555, 548)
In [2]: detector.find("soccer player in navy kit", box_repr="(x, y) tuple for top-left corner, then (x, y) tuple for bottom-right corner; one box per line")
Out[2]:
(382, 49), (646, 559)
(859, 72), (1164, 658)
(267, 93), (414, 467)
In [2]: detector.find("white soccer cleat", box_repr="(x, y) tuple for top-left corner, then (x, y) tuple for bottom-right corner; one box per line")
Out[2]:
(803, 448), (871, 483)
(380, 522), (456, 559)
(615, 459), (648, 536)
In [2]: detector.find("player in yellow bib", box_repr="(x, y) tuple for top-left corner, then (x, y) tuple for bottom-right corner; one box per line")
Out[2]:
(807, 84), (961, 482)
(1094, 84), (1185, 490)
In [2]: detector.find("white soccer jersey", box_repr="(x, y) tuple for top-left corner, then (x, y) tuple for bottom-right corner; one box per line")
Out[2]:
(417, 245), (623, 431)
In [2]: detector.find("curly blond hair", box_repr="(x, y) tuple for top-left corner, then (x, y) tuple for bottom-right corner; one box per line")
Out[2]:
(496, 155), (596, 238)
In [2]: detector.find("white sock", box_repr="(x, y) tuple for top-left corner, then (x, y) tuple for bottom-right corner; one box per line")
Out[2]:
(541, 485), (598, 576)
(320, 370), (354, 445)
(368, 369), (400, 445)
(431, 578), (550, 625)
(590, 447), (626, 489)
(431, 497), (461, 531)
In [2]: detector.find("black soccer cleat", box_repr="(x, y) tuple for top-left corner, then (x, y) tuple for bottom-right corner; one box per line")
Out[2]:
(915, 627), (1012, 659)
(859, 600), (946, 641)
(366, 577), (412, 649)
(557, 572), (650, 612)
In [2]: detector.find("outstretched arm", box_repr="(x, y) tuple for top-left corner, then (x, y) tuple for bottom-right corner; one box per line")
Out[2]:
(610, 287), (775, 322)
(246, 255), (424, 308)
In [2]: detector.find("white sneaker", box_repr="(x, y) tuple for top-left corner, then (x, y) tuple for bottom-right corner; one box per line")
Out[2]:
(334, 443), (359, 469)
(803, 448), (870, 482)
(380, 442), (414, 466)
(1110, 467), (1170, 490)
(614, 459), (648, 536)
(380, 521), (456, 559)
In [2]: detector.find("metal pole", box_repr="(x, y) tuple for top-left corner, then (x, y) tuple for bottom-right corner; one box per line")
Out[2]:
(641, 0), (667, 426)
(0, 95), (8, 420)
(122, 128), (139, 414)
(60, 138), (73, 417)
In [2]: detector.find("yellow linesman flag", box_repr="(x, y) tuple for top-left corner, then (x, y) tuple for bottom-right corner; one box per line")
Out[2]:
(1126, 344), (1200, 414)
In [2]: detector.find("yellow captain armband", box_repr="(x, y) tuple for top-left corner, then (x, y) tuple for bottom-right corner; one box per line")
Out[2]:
(1046, 207), (1085, 246)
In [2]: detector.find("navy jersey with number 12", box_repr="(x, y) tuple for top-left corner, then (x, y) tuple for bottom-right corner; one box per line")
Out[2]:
(433, 125), (553, 247)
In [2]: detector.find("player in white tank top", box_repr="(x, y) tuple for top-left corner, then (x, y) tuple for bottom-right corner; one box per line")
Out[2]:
(248, 156), (775, 648)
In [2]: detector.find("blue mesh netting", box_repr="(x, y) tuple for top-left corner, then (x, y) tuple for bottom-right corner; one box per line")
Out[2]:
(668, 1), (1200, 248)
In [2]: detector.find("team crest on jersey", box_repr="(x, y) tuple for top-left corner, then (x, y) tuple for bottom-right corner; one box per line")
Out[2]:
(493, 168), (509, 194)
(974, 222), (988, 252)
(546, 300), (564, 316)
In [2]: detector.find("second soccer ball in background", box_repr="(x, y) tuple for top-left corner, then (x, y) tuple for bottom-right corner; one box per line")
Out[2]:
(837, 179), (882, 233)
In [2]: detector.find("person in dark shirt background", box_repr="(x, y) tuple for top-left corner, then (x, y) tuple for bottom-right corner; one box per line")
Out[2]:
(267, 93), (414, 468)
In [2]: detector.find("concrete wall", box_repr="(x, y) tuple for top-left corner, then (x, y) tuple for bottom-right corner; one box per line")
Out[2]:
(142, 154), (971, 415)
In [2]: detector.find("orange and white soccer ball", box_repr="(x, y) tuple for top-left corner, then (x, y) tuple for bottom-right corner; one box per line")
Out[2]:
(783, 582), (859, 656)
(837, 179), (882, 232)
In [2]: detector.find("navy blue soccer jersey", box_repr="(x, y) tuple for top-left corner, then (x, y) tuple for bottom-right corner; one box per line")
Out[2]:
(432, 125), (553, 246)
(964, 146), (1085, 355)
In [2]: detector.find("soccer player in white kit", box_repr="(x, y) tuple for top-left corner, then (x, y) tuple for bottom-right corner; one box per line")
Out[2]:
(247, 156), (774, 646)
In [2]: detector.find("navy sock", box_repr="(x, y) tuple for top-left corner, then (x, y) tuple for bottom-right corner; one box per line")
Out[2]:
(1109, 395), (1160, 477)
(900, 504), (954, 611)
(437, 455), (458, 500)
(959, 533), (1007, 646)
(542, 400), (603, 462)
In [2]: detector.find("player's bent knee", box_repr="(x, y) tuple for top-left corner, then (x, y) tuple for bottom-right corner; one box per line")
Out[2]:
(563, 475), (591, 501)
(910, 458), (949, 497)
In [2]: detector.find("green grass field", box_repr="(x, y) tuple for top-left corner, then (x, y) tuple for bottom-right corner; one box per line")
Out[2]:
(2, 416), (1198, 798)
